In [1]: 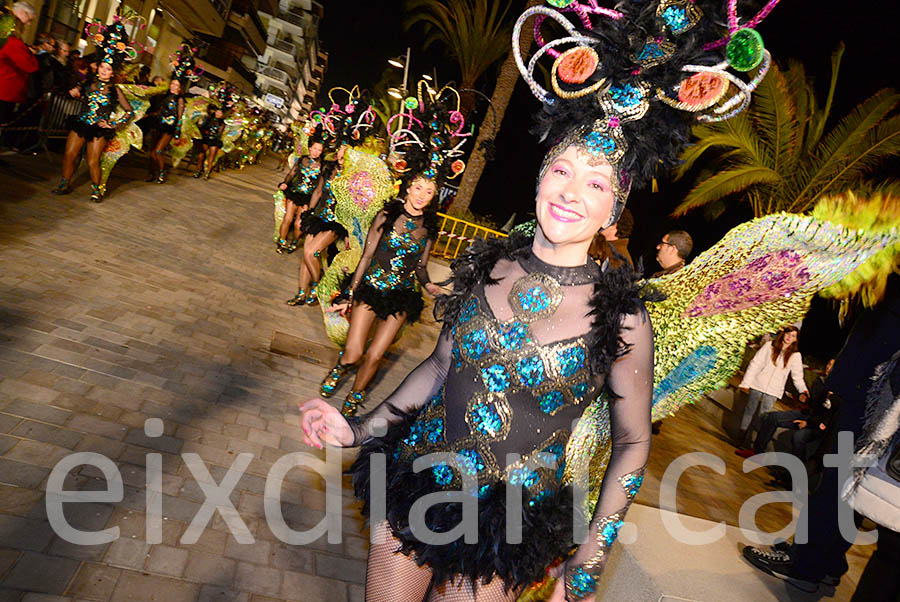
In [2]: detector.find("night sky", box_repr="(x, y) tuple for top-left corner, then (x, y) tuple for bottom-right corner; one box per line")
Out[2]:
(319, 1), (899, 354)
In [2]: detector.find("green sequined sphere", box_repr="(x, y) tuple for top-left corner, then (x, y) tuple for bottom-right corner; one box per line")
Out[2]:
(726, 28), (764, 72)
(404, 97), (419, 110)
(547, 0), (576, 7)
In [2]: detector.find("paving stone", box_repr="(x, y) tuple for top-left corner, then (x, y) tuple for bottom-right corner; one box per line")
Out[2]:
(0, 548), (20, 580)
(0, 415), (22, 434)
(65, 562), (122, 600)
(197, 585), (249, 602)
(3, 440), (70, 469)
(223, 538), (270, 566)
(234, 563), (281, 597)
(108, 569), (200, 601)
(103, 539), (151, 570)
(0, 458), (49, 489)
(2, 552), (79, 594)
(0, 436), (15, 456)
(183, 550), (236, 587)
(280, 571), (347, 602)
(2, 400), (71, 426)
(268, 544), (312, 574)
(10, 421), (83, 450)
(144, 544), (188, 577)
(20, 593), (72, 601)
(313, 553), (365, 584)
(123, 429), (182, 455)
(0, 380), (59, 405)
(65, 415), (128, 441)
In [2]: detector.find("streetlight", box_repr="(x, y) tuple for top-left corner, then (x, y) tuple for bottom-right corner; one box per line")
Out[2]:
(388, 47), (411, 97)
(387, 87), (403, 100)
(421, 73), (432, 81)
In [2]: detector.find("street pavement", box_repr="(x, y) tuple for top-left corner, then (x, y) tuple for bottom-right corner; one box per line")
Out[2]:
(0, 151), (442, 601)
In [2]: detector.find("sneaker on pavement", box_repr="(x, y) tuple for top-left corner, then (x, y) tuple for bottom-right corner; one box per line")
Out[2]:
(742, 545), (836, 593)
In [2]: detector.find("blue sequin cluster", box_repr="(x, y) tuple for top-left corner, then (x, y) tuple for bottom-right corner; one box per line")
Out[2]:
(517, 286), (551, 314)
(568, 567), (597, 597)
(289, 163), (321, 195)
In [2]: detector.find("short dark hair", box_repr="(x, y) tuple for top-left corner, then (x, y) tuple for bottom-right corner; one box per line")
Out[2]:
(616, 208), (634, 238)
(665, 229), (693, 259)
(37, 33), (56, 50)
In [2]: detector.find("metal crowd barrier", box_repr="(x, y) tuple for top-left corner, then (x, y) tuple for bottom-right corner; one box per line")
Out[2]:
(432, 212), (508, 260)
(35, 93), (83, 158)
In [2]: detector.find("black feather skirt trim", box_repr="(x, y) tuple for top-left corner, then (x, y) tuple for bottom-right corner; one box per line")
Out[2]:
(66, 116), (114, 141)
(154, 121), (179, 136)
(349, 421), (578, 590)
(196, 136), (223, 148)
(354, 282), (424, 323)
(284, 188), (313, 207)
(301, 212), (348, 238)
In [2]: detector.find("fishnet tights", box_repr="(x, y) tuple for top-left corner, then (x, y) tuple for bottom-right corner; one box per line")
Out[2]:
(365, 522), (519, 602)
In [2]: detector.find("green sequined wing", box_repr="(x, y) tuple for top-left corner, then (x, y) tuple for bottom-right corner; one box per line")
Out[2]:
(645, 212), (900, 422)
(99, 84), (165, 186)
(169, 96), (212, 168)
(319, 147), (395, 346)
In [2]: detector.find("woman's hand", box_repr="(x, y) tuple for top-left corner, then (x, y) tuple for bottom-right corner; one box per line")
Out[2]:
(69, 87), (81, 98)
(279, 182), (287, 191)
(298, 398), (354, 448)
(327, 301), (351, 318)
(425, 283), (443, 298)
(98, 120), (113, 129)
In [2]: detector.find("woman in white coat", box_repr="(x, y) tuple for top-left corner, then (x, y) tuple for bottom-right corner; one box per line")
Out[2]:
(738, 326), (809, 444)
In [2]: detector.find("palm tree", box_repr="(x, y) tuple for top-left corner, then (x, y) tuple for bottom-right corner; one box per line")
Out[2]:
(441, 0), (543, 213)
(672, 44), (900, 218)
(403, 0), (514, 95)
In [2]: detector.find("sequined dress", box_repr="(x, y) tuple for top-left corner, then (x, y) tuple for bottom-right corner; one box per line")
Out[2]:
(151, 92), (184, 136)
(281, 156), (322, 206)
(301, 163), (348, 239)
(66, 79), (133, 141)
(342, 201), (435, 323)
(349, 236), (652, 594)
(196, 113), (225, 148)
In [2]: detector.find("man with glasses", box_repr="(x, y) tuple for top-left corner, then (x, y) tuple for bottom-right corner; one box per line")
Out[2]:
(653, 229), (693, 277)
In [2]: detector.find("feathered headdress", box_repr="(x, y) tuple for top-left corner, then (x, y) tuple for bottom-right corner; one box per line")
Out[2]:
(210, 81), (240, 107)
(85, 15), (138, 69)
(385, 81), (470, 186)
(170, 43), (200, 84)
(304, 87), (381, 152)
(515, 0), (781, 226)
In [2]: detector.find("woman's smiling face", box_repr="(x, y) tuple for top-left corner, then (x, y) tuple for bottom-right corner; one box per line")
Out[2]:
(535, 145), (615, 247)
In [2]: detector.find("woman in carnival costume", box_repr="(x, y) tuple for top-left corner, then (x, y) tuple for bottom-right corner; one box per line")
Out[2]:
(51, 16), (137, 202)
(193, 83), (236, 180)
(275, 119), (328, 253)
(287, 88), (378, 307)
(316, 86), (464, 418)
(143, 44), (197, 183)
(296, 0), (900, 600)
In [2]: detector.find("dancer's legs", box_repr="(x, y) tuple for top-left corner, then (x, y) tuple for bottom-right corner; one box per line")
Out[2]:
(351, 312), (406, 392)
(365, 521), (432, 602)
(61, 131), (86, 181)
(342, 302), (378, 365)
(153, 133), (173, 173)
(303, 231), (337, 284)
(85, 138), (107, 186)
(279, 201), (298, 241)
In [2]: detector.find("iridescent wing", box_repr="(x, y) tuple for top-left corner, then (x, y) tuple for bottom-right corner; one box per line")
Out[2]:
(169, 95), (213, 168)
(99, 83), (165, 186)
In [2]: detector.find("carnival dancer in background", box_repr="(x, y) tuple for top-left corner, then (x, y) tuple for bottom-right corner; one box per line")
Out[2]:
(143, 45), (197, 183)
(51, 17), (136, 202)
(317, 86), (466, 417)
(193, 103), (227, 180)
(276, 128), (324, 253)
(287, 89), (379, 307)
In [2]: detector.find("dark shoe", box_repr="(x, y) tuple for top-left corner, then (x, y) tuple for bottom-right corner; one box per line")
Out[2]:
(156, 170), (166, 184)
(193, 169), (203, 178)
(320, 357), (352, 398)
(735, 448), (755, 459)
(286, 291), (306, 306)
(203, 170), (211, 180)
(341, 390), (366, 418)
(742, 545), (824, 593)
(90, 184), (104, 203)
(305, 283), (319, 306)
(51, 178), (72, 195)
(145, 171), (157, 182)
(651, 420), (662, 435)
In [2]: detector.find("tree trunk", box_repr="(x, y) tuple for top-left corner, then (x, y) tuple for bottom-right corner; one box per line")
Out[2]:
(450, 0), (541, 214)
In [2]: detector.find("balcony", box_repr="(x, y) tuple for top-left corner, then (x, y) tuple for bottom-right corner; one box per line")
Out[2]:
(277, 10), (308, 30)
(159, 0), (231, 36)
(259, 65), (290, 84)
(270, 37), (296, 56)
(227, 11), (267, 55)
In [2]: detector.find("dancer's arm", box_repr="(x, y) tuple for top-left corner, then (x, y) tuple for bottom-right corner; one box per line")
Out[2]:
(175, 96), (185, 137)
(108, 87), (134, 126)
(415, 238), (442, 296)
(341, 210), (388, 301)
(558, 309), (653, 601)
